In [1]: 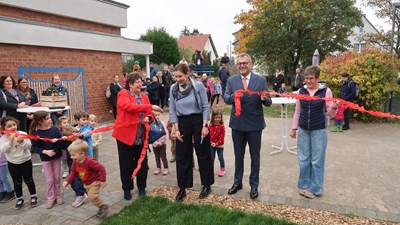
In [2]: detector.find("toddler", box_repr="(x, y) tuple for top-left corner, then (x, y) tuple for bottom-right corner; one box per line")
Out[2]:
(73, 112), (94, 157)
(89, 114), (102, 160)
(56, 116), (70, 179)
(0, 116), (38, 209)
(210, 77), (222, 107)
(209, 110), (226, 177)
(152, 112), (168, 175)
(332, 104), (348, 132)
(30, 111), (63, 209)
(63, 139), (108, 218)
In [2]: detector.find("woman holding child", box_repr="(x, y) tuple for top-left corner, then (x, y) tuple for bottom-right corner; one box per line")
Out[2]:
(112, 72), (163, 200)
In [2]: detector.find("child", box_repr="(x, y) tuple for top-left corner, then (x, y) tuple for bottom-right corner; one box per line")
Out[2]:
(278, 83), (287, 94)
(73, 112), (94, 158)
(332, 104), (348, 132)
(0, 117), (36, 209)
(56, 116), (70, 179)
(210, 77), (223, 107)
(209, 110), (226, 177)
(152, 111), (168, 175)
(166, 119), (176, 163)
(63, 139), (108, 218)
(89, 114), (102, 160)
(59, 124), (88, 208)
(30, 111), (63, 209)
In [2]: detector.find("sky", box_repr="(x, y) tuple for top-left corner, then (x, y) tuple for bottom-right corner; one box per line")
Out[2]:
(117, 0), (391, 57)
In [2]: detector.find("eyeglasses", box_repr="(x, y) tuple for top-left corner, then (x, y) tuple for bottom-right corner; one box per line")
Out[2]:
(304, 77), (316, 81)
(237, 62), (250, 66)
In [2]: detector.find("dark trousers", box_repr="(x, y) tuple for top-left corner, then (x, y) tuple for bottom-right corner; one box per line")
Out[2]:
(66, 151), (86, 196)
(150, 99), (159, 106)
(231, 129), (262, 189)
(221, 81), (227, 95)
(210, 94), (220, 107)
(343, 108), (350, 129)
(117, 140), (148, 191)
(164, 85), (170, 107)
(158, 87), (165, 108)
(8, 160), (36, 198)
(154, 144), (168, 169)
(113, 106), (117, 118)
(176, 114), (214, 189)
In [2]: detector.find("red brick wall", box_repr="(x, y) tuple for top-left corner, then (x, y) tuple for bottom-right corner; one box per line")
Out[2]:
(0, 5), (120, 35)
(0, 44), (121, 122)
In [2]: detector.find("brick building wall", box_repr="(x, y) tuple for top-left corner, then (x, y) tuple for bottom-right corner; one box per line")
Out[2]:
(0, 43), (121, 122)
(0, 5), (120, 35)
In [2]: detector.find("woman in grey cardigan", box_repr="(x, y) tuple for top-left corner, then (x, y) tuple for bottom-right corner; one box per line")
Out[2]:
(169, 63), (214, 202)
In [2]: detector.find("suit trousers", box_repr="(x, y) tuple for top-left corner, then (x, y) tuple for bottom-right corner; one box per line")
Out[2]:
(117, 140), (148, 192)
(232, 129), (262, 189)
(176, 114), (214, 189)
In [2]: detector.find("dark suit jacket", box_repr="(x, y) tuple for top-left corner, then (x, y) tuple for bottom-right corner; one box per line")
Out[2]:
(109, 82), (122, 107)
(224, 72), (272, 132)
(0, 88), (28, 132)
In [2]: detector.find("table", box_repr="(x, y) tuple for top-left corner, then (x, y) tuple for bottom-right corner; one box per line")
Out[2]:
(17, 106), (70, 113)
(271, 97), (297, 155)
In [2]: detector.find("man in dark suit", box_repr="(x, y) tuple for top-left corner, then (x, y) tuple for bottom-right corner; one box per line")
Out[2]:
(224, 53), (272, 199)
(109, 74), (123, 118)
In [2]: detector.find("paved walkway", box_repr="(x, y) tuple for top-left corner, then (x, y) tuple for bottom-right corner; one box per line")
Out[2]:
(0, 114), (399, 224)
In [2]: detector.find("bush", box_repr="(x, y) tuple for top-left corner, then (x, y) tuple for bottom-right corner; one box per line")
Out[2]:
(320, 49), (400, 122)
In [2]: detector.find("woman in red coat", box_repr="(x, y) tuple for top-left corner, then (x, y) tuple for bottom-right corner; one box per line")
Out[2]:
(112, 72), (163, 200)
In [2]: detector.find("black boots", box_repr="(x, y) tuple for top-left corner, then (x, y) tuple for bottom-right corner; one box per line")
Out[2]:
(1, 191), (16, 203)
(0, 192), (5, 201)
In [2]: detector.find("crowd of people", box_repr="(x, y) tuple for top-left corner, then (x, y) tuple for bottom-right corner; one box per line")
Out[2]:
(0, 52), (359, 219)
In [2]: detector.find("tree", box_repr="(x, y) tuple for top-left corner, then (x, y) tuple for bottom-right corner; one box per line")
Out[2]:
(139, 27), (181, 65)
(363, 0), (400, 54)
(180, 26), (191, 36)
(321, 48), (400, 121)
(191, 28), (200, 35)
(234, 0), (362, 84)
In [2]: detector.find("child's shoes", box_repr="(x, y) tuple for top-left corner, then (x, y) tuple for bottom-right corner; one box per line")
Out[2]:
(331, 126), (337, 132)
(154, 168), (161, 175)
(218, 168), (225, 177)
(162, 168), (169, 175)
(339, 125), (343, 132)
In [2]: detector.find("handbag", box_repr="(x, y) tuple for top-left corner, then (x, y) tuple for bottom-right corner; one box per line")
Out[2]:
(149, 119), (166, 144)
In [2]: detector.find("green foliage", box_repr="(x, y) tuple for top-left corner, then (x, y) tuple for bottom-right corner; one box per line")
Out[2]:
(180, 47), (194, 63)
(320, 49), (400, 121)
(101, 196), (298, 225)
(204, 52), (212, 65)
(240, 0), (362, 83)
(364, 0), (400, 55)
(139, 27), (181, 65)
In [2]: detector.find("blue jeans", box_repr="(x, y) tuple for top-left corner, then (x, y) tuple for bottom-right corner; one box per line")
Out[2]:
(297, 128), (327, 195)
(0, 165), (13, 192)
(334, 119), (344, 126)
(210, 147), (225, 168)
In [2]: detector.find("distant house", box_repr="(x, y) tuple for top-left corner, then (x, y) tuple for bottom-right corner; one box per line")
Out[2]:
(177, 34), (218, 63)
(348, 14), (386, 52)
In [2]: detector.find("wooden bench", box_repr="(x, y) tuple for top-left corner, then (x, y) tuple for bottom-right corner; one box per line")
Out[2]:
(191, 65), (215, 75)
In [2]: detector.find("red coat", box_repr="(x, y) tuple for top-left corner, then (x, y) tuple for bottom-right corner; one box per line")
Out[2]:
(112, 89), (153, 145)
(209, 123), (225, 147)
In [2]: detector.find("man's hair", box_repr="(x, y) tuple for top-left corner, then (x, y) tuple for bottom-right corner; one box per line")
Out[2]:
(68, 139), (88, 155)
(304, 66), (320, 78)
(236, 53), (252, 63)
(341, 72), (350, 77)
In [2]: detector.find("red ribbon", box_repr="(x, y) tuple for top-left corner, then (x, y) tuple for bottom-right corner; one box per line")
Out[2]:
(233, 90), (400, 120)
(131, 122), (150, 179)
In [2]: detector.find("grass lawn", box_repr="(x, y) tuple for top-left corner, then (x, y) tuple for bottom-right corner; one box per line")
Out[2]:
(101, 196), (298, 225)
